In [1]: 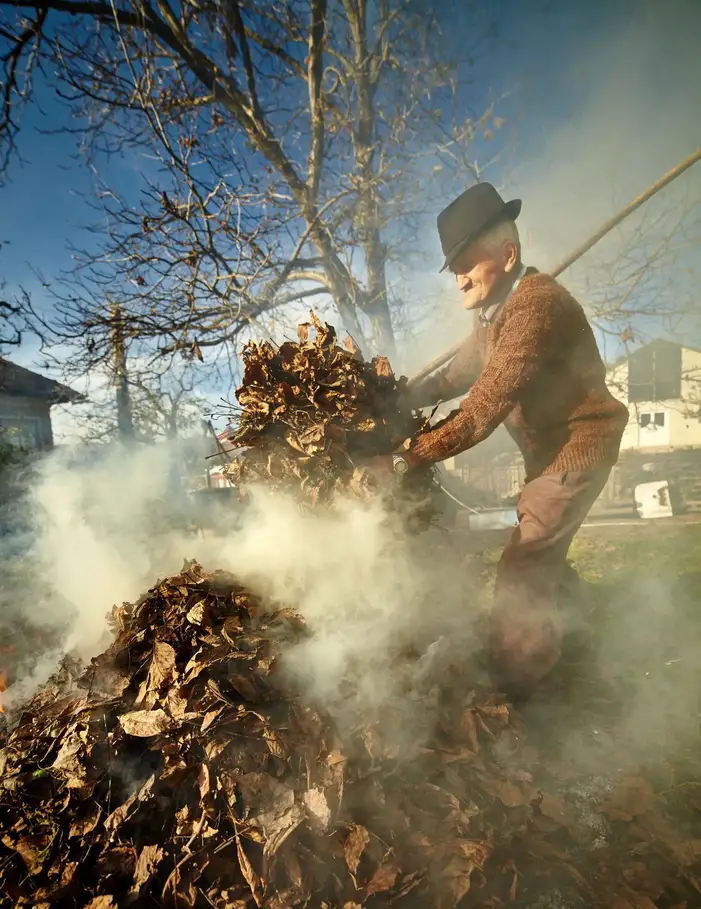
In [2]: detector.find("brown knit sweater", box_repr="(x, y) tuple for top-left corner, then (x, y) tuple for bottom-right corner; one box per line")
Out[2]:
(409, 270), (629, 480)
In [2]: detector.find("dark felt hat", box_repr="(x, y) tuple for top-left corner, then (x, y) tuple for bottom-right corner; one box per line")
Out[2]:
(438, 182), (521, 272)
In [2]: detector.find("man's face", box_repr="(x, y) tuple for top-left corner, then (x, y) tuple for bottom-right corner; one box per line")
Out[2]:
(450, 240), (514, 311)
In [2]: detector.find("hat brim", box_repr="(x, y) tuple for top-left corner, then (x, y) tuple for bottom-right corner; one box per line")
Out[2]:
(439, 198), (522, 273)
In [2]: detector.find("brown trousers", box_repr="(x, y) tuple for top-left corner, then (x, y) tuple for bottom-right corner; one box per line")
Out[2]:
(488, 468), (610, 692)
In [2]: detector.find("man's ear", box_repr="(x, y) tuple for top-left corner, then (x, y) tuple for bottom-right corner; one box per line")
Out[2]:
(503, 240), (519, 274)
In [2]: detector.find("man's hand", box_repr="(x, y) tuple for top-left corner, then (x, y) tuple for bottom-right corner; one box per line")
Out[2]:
(361, 451), (423, 486)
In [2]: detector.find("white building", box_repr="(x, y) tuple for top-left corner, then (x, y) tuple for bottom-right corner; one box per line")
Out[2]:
(607, 339), (701, 452)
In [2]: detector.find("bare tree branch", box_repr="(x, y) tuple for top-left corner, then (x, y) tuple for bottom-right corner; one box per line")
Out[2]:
(0, 0), (507, 384)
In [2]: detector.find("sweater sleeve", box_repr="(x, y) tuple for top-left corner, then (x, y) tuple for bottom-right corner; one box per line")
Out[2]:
(408, 329), (481, 409)
(409, 291), (561, 464)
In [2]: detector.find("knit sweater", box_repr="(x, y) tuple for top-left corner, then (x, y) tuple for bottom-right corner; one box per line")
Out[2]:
(409, 269), (629, 480)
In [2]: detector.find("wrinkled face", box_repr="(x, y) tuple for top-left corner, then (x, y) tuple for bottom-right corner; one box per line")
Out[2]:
(450, 239), (518, 311)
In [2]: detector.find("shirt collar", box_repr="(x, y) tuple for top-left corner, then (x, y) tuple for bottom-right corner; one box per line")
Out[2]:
(479, 263), (528, 326)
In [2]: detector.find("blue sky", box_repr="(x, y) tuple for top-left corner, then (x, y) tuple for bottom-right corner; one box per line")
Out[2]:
(0, 0), (657, 294)
(1, 0), (699, 434)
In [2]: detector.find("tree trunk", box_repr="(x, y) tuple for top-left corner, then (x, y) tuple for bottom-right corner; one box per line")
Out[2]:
(349, 0), (395, 359)
(111, 304), (135, 441)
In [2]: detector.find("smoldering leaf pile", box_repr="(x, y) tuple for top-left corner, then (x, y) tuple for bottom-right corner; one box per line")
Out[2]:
(0, 564), (506, 909)
(224, 312), (433, 516)
(2, 563), (701, 908)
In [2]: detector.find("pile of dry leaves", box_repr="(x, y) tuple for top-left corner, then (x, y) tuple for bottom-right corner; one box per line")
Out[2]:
(2, 561), (701, 908)
(223, 313), (433, 516)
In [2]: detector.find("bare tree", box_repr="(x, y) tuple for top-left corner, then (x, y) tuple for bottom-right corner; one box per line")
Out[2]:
(0, 0), (506, 379)
(59, 358), (210, 444)
(0, 298), (20, 349)
(576, 182), (701, 355)
(0, 283), (22, 350)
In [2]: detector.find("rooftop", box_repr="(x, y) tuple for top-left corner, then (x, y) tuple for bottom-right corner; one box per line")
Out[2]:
(0, 357), (84, 405)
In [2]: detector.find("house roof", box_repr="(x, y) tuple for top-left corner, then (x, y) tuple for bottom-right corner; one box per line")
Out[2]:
(605, 338), (701, 370)
(0, 357), (84, 405)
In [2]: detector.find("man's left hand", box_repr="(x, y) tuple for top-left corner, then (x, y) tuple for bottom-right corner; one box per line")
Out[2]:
(361, 451), (422, 484)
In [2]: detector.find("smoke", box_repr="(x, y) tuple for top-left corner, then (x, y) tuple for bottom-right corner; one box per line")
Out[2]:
(0, 440), (210, 706)
(510, 0), (701, 322)
(209, 490), (485, 730)
(0, 440), (483, 740)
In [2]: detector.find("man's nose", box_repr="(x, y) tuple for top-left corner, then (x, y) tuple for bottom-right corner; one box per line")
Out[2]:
(456, 274), (471, 291)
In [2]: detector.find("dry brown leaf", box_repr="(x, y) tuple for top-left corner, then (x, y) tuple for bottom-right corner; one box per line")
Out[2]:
(457, 708), (482, 752)
(129, 844), (164, 896)
(86, 666), (131, 700)
(148, 640), (177, 690)
(201, 706), (224, 733)
(480, 776), (533, 808)
(441, 855), (477, 904)
(166, 685), (189, 719)
(366, 861), (400, 896)
(96, 844), (137, 878)
(236, 835), (264, 907)
(187, 602), (207, 626)
(345, 824), (370, 875)
(237, 772), (304, 857)
(69, 804), (102, 839)
(303, 787), (330, 831)
(84, 898), (116, 909)
(198, 763), (211, 801)
(104, 774), (155, 837)
(456, 840), (491, 868)
(50, 731), (86, 784)
(6, 834), (52, 875)
(373, 356), (393, 378)
(119, 708), (170, 737)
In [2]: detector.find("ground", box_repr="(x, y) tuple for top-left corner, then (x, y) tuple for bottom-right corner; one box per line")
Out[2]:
(478, 520), (701, 757)
(530, 522), (701, 827)
(466, 520), (701, 908)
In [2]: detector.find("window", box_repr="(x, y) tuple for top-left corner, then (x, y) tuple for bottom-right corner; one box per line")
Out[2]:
(638, 412), (665, 429)
(628, 342), (681, 403)
(0, 417), (43, 450)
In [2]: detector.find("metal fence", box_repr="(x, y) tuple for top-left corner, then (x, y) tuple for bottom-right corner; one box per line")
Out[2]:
(456, 459), (525, 503)
(456, 459), (629, 510)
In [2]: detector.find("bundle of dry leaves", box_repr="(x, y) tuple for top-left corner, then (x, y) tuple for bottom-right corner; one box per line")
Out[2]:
(223, 313), (433, 518)
(2, 563), (700, 908)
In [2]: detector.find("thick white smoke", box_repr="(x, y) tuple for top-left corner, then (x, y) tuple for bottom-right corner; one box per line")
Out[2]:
(0, 440), (483, 735)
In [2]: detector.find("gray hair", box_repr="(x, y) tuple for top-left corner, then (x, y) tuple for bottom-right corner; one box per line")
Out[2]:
(479, 218), (521, 263)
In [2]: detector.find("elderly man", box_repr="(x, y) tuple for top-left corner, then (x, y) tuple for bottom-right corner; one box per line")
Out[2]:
(381, 183), (629, 696)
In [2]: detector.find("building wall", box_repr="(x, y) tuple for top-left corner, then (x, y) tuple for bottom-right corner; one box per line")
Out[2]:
(0, 393), (54, 450)
(607, 362), (638, 450)
(606, 353), (701, 451)
(671, 347), (701, 448)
